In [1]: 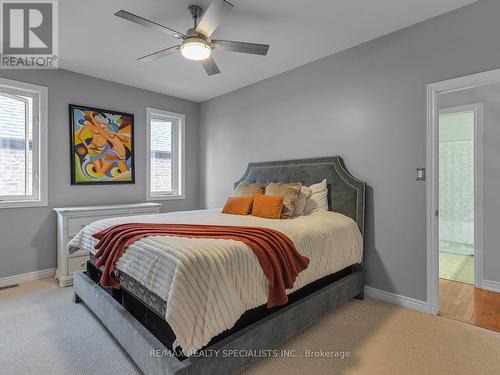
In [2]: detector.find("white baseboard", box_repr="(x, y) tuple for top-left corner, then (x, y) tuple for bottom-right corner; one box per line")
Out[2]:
(0, 268), (56, 289)
(365, 286), (429, 313)
(482, 279), (500, 293)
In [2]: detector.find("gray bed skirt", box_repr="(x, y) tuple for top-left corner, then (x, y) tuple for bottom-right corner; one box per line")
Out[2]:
(74, 270), (363, 375)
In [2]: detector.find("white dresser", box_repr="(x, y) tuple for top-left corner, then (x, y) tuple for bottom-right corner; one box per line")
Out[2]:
(53, 203), (161, 287)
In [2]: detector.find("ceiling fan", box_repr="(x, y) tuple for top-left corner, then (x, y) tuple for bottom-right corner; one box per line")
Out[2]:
(115, 0), (270, 76)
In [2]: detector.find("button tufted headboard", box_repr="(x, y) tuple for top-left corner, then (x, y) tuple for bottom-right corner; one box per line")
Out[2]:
(234, 156), (366, 235)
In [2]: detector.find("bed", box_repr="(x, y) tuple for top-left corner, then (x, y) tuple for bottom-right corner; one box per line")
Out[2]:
(72, 156), (366, 375)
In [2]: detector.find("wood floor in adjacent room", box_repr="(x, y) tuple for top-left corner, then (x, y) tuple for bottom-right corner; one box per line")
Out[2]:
(440, 278), (500, 332)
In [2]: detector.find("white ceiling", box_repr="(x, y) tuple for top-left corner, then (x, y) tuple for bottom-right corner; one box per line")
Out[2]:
(60, 0), (477, 102)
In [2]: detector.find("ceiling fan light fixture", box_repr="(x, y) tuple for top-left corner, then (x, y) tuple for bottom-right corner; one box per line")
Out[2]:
(181, 40), (211, 61)
(117, 1), (270, 76)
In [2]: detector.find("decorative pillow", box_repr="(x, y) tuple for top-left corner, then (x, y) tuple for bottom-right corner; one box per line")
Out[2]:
(251, 193), (284, 219)
(304, 179), (329, 215)
(232, 182), (267, 197)
(265, 182), (302, 218)
(222, 196), (254, 215)
(293, 186), (313, 216)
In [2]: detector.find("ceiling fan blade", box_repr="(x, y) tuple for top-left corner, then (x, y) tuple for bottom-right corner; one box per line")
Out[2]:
(115, 10), (184, 39)
(195, 0), (233, 37)
(201, 56), (221, 76)
(211, 40), (270, 55)
(137, 46), (180, 62)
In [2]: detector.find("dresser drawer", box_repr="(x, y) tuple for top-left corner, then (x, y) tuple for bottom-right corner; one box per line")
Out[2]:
(68, 255), (89, 274)
(67, 214), (121, 237)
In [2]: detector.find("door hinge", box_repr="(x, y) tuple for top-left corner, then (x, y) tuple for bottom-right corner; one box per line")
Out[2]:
(435, 210), (439, 217)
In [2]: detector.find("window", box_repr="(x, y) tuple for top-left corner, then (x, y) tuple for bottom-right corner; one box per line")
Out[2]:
(0, 78), (47, 208)
(146, 108), (185, 200)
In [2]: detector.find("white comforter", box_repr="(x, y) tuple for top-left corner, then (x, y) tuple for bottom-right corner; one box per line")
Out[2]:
(69, 209), (363, 353)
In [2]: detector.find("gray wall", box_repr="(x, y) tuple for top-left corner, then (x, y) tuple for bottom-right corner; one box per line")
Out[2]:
(199, 0), (500, 301)
(0, 69), (200, 279)
(440, 82), (500, 283)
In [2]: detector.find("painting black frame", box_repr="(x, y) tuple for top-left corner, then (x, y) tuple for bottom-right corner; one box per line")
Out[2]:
(69, 104), (135, 185)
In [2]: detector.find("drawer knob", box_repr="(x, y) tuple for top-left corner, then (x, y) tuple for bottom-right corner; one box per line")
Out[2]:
(81, 261), (86, 267)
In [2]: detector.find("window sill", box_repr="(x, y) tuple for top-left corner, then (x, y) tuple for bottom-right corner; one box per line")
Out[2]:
(147, 194), (185, 202)
(0, 199), (48, 209)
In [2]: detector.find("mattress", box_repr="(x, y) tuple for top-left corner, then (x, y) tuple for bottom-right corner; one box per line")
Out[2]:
(69, 208), (363, 353)
(88, 252), (169, 318)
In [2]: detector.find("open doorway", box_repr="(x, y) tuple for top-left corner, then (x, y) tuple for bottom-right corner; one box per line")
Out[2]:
(438, 105), (480, 287)
(427, 70), (500, 333)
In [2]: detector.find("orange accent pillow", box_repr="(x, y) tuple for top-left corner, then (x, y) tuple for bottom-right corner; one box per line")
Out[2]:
(252, 193), (284, 219)
(222, 196), (254, 215)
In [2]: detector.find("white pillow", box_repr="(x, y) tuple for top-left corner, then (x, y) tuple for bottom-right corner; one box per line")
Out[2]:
(304, 179), (329, 214)
(293, 186), (312, 216)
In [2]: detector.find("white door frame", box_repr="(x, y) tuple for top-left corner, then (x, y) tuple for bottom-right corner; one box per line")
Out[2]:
(426, 69), (500, 315)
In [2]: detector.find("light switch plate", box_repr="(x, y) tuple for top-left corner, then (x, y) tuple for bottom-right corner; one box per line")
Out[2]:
(416, 168), (425, 181)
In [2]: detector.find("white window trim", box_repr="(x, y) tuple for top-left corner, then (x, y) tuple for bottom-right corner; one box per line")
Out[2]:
(0, 78), (48, 209)
(146, 107), (185, 201)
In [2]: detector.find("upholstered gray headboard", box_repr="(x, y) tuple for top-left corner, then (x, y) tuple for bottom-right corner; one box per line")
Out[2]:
(234, 156), (366, 235)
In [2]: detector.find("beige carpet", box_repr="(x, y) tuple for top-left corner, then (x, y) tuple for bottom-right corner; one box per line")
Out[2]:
(439, 252), (474, 285)
(1, 278), (500, 375)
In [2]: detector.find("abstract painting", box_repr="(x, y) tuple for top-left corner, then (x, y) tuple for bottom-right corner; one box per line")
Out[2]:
(69, 105), (135, 184)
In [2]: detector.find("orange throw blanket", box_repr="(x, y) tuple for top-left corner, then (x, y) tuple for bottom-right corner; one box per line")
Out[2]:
(93, 223), (310, 308)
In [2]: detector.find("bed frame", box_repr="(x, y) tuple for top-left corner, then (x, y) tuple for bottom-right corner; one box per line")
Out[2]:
(73, 156), (366, 375)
